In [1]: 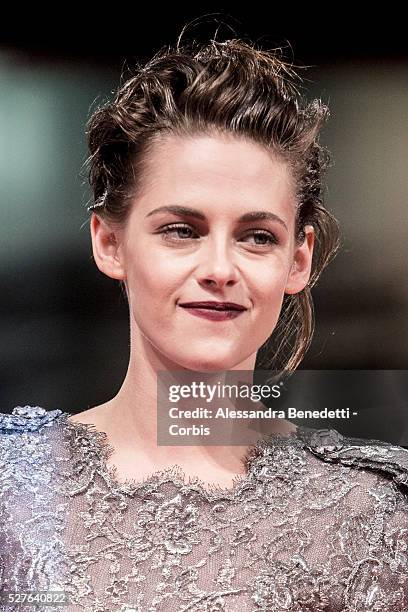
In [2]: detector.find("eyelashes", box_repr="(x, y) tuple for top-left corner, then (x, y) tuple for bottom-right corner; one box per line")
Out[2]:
(158, 222), (280, 247)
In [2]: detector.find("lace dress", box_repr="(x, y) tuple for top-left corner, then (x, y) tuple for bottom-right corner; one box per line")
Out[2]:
(0, 405), (408, 612)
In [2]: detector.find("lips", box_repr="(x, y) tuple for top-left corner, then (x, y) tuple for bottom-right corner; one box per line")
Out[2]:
(179, 301), (246, 311)
(180, 306), (245, 321)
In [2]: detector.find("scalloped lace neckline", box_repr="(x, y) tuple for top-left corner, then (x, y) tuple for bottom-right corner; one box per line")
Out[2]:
(58, 411), (303, 499)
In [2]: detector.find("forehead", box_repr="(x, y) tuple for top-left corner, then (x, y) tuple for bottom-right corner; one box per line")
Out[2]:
(136, 133), (296, 220)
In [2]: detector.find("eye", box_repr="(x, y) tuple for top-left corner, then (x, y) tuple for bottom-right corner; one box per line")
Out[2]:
(157, 223), (279, 247)
(240, 230), (279, 246)
(159, 223), (199, 241)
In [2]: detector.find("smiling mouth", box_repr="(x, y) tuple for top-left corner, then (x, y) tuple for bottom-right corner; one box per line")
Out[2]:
(179, 305), (245, 321)
(179, 302), (246, 311)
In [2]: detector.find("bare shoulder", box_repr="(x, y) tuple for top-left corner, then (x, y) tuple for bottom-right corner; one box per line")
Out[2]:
(67, 402), (111, 427)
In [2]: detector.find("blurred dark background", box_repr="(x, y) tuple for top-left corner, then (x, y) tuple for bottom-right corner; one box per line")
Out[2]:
(1, 10), (407, 442)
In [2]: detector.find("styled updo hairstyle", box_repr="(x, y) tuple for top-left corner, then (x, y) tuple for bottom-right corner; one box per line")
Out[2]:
(84, 35), (340, 374)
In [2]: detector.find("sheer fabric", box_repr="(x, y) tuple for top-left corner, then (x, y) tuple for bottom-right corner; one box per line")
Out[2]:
(1, 405), (408, 611)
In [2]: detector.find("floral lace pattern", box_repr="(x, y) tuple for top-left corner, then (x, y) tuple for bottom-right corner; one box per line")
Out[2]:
(1, 405), (408, 611)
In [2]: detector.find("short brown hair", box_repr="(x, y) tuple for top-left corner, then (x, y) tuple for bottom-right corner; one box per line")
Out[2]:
(84, 36), (340, 374)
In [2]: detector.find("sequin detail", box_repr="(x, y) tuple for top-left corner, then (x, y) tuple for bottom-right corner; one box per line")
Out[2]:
(1, 405), (408, 611)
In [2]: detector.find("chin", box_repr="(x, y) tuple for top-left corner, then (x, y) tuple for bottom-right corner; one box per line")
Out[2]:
(173, 351), (245, 373)
(156, 336), (252, 371)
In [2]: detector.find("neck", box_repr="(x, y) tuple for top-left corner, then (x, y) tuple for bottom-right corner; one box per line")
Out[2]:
(90, 327), (295, 479)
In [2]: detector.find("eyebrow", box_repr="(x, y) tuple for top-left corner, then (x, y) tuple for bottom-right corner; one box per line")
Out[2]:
(145, 205), (288, 231)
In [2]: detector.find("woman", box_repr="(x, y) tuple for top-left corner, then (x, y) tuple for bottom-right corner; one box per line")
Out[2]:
(1, 36), (408, 612)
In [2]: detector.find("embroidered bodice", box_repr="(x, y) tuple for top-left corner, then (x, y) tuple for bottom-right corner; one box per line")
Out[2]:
(1, 405), (408, 611)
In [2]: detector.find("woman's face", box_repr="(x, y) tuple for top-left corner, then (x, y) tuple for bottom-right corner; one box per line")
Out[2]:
(92, 133), (314, 372)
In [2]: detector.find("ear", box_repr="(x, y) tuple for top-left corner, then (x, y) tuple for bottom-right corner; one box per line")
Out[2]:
(90, 213), (126, 281)
(284, 225), (315, 295)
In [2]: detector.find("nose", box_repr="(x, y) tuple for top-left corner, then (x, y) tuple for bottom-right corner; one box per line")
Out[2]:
(196, 236), (240, 290)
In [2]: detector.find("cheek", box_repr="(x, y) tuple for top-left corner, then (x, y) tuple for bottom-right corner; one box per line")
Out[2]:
(125, 249), (182, 316)
(248, 265), (289, 346)
(250, 261), (289, 305)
